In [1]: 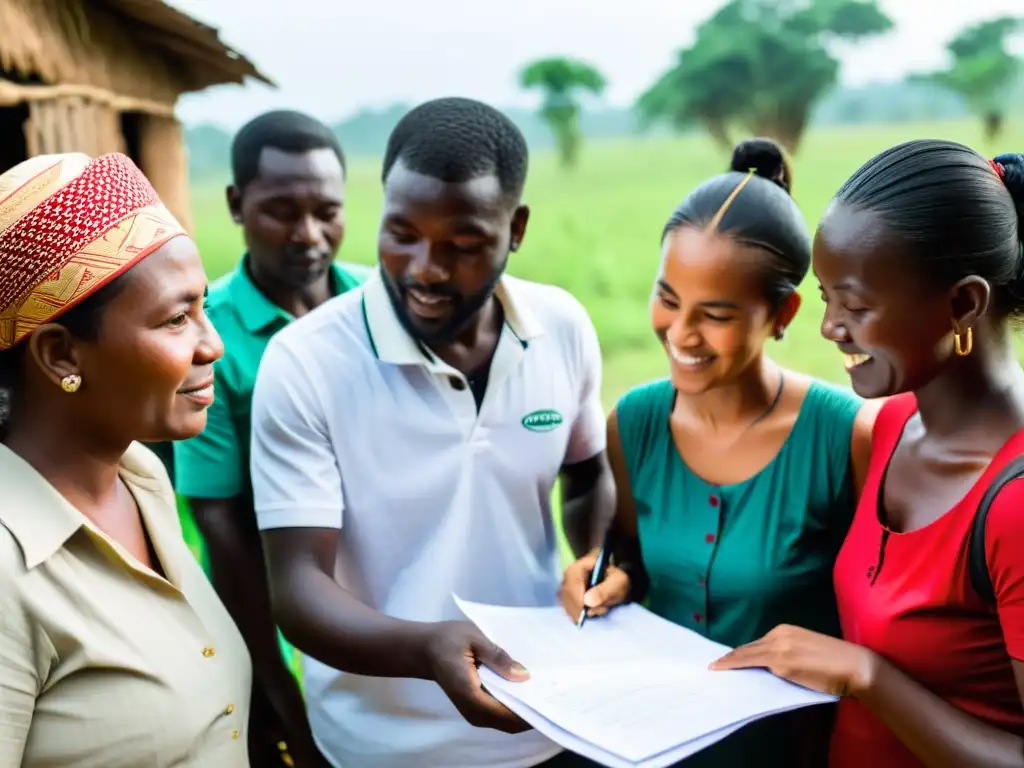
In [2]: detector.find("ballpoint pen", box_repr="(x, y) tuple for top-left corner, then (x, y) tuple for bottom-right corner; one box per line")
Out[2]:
(576, 529), (614, 629)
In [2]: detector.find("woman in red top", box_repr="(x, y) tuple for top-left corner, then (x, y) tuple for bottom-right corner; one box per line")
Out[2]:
(712, 140), (1024, 767)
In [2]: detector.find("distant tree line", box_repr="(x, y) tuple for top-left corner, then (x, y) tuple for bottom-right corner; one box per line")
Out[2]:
(184, 77), (1022, 180)
(634, 1), (1021, 154)
(185, 2), (1022, 178)
(912, 17), (1023, 144)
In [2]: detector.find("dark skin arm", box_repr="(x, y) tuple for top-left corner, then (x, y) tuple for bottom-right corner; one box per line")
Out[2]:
(559, 451), (615, 558)
(261, 526), (437, 678)
(711, 624), (1024, 767)
(560, 409), (646, 618)
(261, 527), (530, 733)
(187, 497), (318, 762)
(709, 388), (1024, 766)
(858, 656), (1024, 768)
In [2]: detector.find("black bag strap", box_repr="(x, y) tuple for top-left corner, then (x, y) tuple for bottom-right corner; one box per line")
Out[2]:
(969, 455), (1024, 603)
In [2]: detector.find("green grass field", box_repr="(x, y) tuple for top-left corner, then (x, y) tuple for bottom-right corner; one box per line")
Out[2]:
(171, 117), (1024, 653)
(190, 118), (1024, 410)
(178, 118), (1024, 573)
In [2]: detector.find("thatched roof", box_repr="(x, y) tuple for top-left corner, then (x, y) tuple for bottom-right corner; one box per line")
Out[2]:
(99, 0), (273, 91)
(0, 0), (272, 106)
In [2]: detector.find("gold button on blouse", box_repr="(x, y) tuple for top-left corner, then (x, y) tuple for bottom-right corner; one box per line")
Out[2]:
(231, 729), (240, 740)
(224, 704), (234, 715)
(0, 442), (255, 768)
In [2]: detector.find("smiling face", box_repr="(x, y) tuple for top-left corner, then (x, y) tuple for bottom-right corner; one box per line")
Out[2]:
(813, 204), (958, 398)
(29, 236), (225, 445)
(377, 159), (528, 345)
(652, 226), (799, 395)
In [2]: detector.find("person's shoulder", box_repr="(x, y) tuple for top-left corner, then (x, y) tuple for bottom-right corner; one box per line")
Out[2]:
(615, 377), (673, 422)
(270, 287), (367, 352)
(335, 260), (374, 286)
(866, 393), (916, 437)
(981, 472), (1024, 579)
(619, 377), (673, 403)
(203, 268), (240, 317)
(609, 378), (673, 462)
(505, 276), (593, 329)
(260, 288), (372, 385)
(986, 470), (1024, 512)
(802, 376), (861, 416)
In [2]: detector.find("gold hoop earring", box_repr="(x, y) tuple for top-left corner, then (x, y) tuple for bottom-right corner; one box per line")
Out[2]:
(61, 374), (81, 393)
(954, 327), (973, 357)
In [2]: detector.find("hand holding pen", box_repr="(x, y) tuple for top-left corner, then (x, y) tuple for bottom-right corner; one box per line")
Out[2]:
(576, 535), (612, 629)
(557, 529), (632, 627)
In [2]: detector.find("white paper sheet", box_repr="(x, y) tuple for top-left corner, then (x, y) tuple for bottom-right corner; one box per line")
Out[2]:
(455, 596), (836, 767)
(482, 680), (750, 768)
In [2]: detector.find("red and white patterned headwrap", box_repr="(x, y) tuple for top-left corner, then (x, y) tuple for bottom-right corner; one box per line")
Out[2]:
(0, 152), (187, 350)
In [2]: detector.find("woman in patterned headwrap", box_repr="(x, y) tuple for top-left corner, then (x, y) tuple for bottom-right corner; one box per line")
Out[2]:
(0, 153), (253, 767)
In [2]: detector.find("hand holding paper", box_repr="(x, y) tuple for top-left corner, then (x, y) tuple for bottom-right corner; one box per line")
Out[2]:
(455, 596), (838, 768)
(710, 623), (879, 699)
(423, 619), (532, 734)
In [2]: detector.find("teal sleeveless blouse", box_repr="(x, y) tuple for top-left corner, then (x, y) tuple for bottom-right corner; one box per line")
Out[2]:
(616, 377), (861, 767)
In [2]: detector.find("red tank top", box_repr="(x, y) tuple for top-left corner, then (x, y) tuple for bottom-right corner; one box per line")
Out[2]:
(830, 394), (1024, 768)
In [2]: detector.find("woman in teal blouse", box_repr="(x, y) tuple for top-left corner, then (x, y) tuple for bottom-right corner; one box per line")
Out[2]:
(560, 139), (875, 767)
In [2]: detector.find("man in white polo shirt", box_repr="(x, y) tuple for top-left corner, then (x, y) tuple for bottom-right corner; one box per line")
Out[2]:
(250, 97), (613, 768)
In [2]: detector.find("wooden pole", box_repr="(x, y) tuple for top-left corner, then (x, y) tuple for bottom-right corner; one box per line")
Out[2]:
(138, 114), (194, 235)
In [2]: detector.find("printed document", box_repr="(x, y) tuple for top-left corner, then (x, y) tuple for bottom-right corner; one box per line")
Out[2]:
(455, 596), (836, 768)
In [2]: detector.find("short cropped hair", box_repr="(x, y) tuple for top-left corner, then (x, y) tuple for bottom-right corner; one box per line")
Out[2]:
(381, 97), (528, 202)
(231, 110), (346, 189)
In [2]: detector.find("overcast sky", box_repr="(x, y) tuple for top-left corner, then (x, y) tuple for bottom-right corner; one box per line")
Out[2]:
(168, 0), (1024, 129)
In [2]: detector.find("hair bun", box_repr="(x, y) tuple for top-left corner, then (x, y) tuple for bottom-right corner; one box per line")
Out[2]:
(994, 153), (1024, 207)
(730, 138), (792, 194)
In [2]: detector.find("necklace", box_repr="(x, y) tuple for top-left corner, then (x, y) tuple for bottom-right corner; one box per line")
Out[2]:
(673, 367), (786, 452)
(745, 367), (785, 434)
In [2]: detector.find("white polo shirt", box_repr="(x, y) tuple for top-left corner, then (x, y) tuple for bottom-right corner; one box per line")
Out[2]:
(250, 269), (605, 768)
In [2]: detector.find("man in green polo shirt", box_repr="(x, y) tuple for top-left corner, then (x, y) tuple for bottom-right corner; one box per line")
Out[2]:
(174, 110), (366, 768)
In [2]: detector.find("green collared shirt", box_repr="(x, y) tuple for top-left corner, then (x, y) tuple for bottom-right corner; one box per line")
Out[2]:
(173, 258), (368, 499)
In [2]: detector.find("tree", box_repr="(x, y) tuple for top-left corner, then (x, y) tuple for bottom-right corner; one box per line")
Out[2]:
(519, 57), (607, 169)
(637, 0), (892, 153)
(916, 18), (1022, 143)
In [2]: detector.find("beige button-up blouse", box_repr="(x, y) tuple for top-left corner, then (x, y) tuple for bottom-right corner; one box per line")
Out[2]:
(0, 441), (253, 767)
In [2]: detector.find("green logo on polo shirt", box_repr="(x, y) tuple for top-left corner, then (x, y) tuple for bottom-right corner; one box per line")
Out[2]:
(522, 409), (563, 432)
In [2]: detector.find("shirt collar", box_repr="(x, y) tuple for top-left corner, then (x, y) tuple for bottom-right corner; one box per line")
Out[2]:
(229, 256), (361, 335)
(360, 268), (545, 365)
(0, 443), (167, 570)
